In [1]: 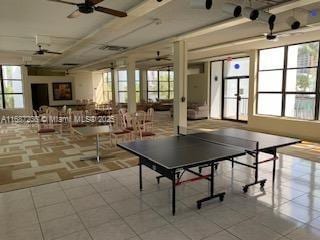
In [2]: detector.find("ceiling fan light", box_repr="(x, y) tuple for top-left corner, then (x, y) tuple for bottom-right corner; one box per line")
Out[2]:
(287, 16), (301, 30)
(258, 11), (276, 25)
(242, 7), (259, 20)
(222, 3), (242, 17)
(189, 0), (213, 10)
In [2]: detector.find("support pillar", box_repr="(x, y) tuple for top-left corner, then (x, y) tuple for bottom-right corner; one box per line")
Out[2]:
(173, 41), (188, 133)
(127, 57), (136, 113)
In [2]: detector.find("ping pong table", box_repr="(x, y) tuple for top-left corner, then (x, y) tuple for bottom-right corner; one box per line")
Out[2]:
(117, 127), (301, 215)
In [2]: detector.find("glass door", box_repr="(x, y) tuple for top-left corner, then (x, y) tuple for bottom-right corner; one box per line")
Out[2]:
(238, 78), (249, 121)
(223, 78), (238, 120)
(223, 77), (249, 121)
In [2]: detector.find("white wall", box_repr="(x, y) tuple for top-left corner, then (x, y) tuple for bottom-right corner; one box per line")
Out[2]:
(70, 71), (93, 101)
(92, 71), (104, 104)
(26, 75), (76, 113)
(210, 61), (223, 119)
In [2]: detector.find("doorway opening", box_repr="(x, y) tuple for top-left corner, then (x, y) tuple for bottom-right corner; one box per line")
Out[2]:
(31, 84), (49, 110)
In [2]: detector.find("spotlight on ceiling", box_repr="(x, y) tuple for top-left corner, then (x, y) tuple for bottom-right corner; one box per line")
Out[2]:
(156, 0), (163, 2)
(258, 11), (276, 25)
(190, 0), (213, 10)
(242, 7), (259, 20)
(287, 16), (301, 30)
(222, 3), (242, 17)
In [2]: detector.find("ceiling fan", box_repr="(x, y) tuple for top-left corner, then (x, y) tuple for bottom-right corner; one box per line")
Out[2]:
(155, 51), (171, 61)
(34, 45), (62, 55)
(48, 0), (127, 18)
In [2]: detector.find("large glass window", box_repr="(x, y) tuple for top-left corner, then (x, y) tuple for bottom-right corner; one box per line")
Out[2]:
(118, 70), (128, 103)
(117, 69), (140, 103)
(135, 70), (140, 103)
(257, 42), (320, 120)
(103, 71), (112, 102)
(147, 69), (174, 101)
(1, 65), (24, 109)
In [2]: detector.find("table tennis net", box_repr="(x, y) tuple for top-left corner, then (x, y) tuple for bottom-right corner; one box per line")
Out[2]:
(179, 127), (258, 152)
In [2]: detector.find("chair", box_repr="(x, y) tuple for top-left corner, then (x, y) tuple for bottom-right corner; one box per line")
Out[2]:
(135, 111), (147, 130)
(69, 110), (86, 138)
(39, 105), (48, 114)
(122, 113), (134, 132)
(145, 108), (154, 130)
(36, 113), (56, 148)
(118, 108), (127, 116)
(131, 117), (156, 140)
(46, 107), (62, 133)
(110, 114), (131, 146)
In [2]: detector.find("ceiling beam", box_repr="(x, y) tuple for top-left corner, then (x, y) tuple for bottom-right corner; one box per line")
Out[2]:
(74, 0), (320, 70)
(176, 0), (320, 41)
(43, 0), (174, 66)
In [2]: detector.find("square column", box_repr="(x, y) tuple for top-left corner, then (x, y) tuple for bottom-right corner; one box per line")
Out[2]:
(173, 41), (188, 132)
(127, 57), (136, 113)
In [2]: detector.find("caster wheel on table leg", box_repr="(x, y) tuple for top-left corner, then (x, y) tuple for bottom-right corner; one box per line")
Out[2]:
(219, 195), (224, 202)
(243, 186), (248, 193)
(260, 181), (265, 189)
(215, 164), (219, 171)
(197, 202), (202, 209)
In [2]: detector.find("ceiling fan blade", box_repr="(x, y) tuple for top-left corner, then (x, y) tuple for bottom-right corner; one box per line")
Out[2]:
(86, 0), (104, 6)
(46, 51), (62, 55)
(94, 6), (127, 17)
(67, 10), (82, 18)
(47, 0), (78, 6)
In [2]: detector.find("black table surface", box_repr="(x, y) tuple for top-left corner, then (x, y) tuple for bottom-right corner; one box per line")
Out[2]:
(118, 135), (246, 169)
(118, 128), (301, 170)
(210, 128), (301, 151)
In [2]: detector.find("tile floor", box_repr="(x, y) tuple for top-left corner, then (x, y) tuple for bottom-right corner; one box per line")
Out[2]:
(0, 153), (320, 240)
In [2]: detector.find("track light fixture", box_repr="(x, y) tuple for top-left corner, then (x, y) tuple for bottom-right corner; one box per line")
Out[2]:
(242, 7), (259, 20)
(258, 10), (276, 25)
(190, 0), (213, 10)
(287, 16), (301, 30)
(222, 3), (242, 17)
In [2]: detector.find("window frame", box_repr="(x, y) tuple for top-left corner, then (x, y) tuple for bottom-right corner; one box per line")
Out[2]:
(147, 69), (174, 101)
(257, 41), (320, 120)
(0, 65), (24, 109)
(103, 71), (113, 102)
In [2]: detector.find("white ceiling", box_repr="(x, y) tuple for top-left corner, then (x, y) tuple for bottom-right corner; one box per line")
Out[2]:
(1, 0), (319, 70)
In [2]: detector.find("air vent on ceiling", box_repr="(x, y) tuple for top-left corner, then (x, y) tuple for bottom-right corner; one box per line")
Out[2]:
(99, 45), (128, 51)
(62, 63), (79, 66)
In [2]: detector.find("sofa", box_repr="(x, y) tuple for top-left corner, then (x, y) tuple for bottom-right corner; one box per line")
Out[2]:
(187, 102), (209, 120)
(170, 102), (209, 120)
(152, 99), (173, 111)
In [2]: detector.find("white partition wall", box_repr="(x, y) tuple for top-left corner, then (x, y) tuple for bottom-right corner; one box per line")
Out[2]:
(210, 61), (223, 119)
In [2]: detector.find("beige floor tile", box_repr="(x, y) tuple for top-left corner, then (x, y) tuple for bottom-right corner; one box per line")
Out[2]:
(41, 214), (85, 240)
(33, 189), (68, 208)
(140, 225), (189, 240)
(78, 205), (120, 228)
(286, 226), (320, 240)
(228, 219), (282, 240)
(37, 201), (75, 222)
(88, 219), (136, 240)
(173, 214), (223, 240)
(70, 193), (107, 212)
(124, 209), (168, 234)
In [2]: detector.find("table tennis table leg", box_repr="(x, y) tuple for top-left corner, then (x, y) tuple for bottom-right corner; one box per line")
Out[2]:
(196, 162), (225, 210)
(139, 157), (143, 191)
(243, 150), (267, 193)
(172, 170), (176, 216)
(96, 134), (100, 163)
(272, 150), (277, 183)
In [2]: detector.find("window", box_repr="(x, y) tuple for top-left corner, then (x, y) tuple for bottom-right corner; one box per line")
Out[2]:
(103, 71), (112, 102)
(135, 70), (140, 103)
(147, 70), (174, 101)
(117, 69), (141, 103)
(118, 70), (128, 103)
(1, 65), (24, 109)
(257, 42), (320, 120)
